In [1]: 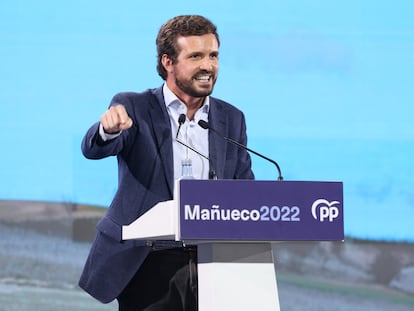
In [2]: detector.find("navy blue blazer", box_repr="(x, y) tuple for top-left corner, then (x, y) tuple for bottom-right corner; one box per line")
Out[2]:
(78, 86), (254, 303)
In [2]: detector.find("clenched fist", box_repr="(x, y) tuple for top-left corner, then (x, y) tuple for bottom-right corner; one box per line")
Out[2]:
(100, 104), (133, 134)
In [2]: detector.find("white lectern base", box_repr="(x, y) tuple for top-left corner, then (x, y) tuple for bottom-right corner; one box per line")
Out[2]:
(197, 243), (280, 311)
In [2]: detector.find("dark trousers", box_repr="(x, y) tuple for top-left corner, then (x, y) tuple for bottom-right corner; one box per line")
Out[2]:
(117, 247), (198, 311)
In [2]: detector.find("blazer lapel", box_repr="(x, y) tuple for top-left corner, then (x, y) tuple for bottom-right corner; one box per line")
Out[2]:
(208, 98), (228, 179)
(149, 87), (174, 196)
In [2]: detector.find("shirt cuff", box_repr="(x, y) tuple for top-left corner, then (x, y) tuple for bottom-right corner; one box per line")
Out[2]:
(99, 123), (122, 142)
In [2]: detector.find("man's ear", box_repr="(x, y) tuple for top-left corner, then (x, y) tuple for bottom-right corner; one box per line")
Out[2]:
(161, 54), (173, 74)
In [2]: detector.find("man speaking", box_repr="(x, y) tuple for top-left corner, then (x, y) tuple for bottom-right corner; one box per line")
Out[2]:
(78, 15), (254, 311)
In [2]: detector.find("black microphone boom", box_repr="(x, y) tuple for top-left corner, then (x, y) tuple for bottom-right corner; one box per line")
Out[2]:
(175, 115), (217, 179)
(175, 138), (217, 180)
(198, 120), (283, 181)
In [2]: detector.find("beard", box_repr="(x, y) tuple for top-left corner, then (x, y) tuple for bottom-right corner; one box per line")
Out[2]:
(175, 71), (217, 98)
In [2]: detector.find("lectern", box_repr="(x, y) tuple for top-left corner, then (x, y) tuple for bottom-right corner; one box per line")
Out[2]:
(122, 179), (344, 311)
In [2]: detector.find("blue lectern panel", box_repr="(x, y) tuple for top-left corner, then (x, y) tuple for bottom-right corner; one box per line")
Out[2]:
(179, 180), (343, 241)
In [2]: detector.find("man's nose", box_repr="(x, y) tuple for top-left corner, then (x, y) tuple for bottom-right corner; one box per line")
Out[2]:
(199, 58), (215, 71)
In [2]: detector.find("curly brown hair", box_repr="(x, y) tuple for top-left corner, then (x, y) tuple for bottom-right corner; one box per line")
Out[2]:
(156, 15), (220, 80)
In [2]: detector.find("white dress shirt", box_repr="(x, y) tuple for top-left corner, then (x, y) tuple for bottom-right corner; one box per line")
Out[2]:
(163, 83), (210, 180)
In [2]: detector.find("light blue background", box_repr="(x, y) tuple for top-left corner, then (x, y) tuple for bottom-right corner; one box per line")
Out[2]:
(1, 1), (413, 241)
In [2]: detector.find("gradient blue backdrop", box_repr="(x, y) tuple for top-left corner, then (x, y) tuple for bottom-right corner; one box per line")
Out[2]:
(1, 1), (413, 241)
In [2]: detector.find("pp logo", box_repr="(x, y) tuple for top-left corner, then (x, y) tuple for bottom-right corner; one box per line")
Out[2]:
(311, 199), (340, 222)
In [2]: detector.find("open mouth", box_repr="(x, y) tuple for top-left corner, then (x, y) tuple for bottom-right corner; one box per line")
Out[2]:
(194, 74), (212, 82)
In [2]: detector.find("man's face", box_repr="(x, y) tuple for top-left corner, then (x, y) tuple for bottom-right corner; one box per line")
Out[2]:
(166, 34), (219, 99)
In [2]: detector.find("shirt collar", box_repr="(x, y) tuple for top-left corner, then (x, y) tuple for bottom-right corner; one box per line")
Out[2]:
(163, 83), (210, 114)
